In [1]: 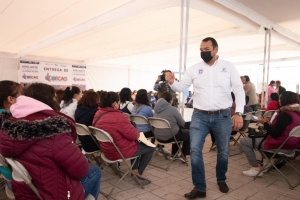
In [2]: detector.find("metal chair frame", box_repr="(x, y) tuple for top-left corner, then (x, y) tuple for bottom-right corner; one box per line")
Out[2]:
(88, 126), (144, 199)
(148, 117), (188, 171)
(254, 126), (300, 189)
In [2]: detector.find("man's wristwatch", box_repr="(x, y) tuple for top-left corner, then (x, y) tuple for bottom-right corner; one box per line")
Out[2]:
(235, 112), (243, 116)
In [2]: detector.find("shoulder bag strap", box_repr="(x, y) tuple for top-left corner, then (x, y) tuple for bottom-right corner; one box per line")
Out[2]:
(92, 111), (109, 126)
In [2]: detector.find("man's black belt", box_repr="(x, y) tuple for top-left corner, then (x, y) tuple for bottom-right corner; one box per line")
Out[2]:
(194, 108), (229, 115)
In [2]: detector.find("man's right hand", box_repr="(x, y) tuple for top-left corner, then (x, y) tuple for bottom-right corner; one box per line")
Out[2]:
(165, 72), (175, 84)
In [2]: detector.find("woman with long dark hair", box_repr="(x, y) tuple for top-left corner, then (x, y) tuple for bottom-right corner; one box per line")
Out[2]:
(60, 86), (82, 119)
(132, 89), (153, 137)
(93, 91), (154, 185)
(119, 87), (134, 114)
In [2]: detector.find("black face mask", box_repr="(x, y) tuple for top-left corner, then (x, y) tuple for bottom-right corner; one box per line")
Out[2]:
(201, 51), (213, 63)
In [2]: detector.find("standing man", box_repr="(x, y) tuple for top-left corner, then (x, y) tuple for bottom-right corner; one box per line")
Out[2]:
(165, 37), (244, 198)
(243, 75), (258, 111)
(276, 80), (286, 96)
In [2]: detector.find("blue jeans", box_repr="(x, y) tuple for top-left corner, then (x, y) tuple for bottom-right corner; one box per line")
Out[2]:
(190, 109), (232, 192)
(81, 165), (101, 199)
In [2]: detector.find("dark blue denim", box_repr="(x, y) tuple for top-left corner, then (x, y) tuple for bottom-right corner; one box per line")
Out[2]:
(81, 165), (101, 199)
(190, 109), (231, 192)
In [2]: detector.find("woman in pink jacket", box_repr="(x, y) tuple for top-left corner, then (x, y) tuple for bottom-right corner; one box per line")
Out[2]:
(0, 83), (101, 200)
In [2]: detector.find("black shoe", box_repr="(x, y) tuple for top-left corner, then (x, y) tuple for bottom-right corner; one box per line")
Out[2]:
(184, 187), (206, 199)
(217, 181), (229, 193)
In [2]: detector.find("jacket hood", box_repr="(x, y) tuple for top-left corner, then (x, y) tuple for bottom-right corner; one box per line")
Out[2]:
(154, 98), (171, 113)
(10, 95), (52, 118)
(280, 104), (300, 112)
(0, 111), (72, 141)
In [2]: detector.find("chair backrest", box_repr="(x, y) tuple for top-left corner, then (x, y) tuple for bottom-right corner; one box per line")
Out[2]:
(239, 112), (253, 131)
(264, 110), (276, 118)
(289, 126), (300, 138)
(148, 117), (171, 129)
(76, 123), (92, 136)
(130, 115), (149, 126)
(254, 110), (266, 117)
(76, 123), (101, 150)
(123, 113), (131, 121)
(88, 126), (113, 143)
(5, 158), (43, 200)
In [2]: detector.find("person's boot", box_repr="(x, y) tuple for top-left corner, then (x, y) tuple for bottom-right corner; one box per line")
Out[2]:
(184, 187), (206, 199)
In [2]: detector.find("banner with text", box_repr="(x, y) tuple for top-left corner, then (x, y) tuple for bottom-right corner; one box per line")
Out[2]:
(18, 61), (86, 90)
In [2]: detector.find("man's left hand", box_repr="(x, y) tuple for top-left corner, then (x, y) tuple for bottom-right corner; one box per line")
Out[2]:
(232, 115), (243, 131)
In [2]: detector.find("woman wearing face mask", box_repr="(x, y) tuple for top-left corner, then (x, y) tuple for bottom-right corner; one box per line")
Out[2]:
(60, 86), (82, 119)
(0, 80), (23, 191)
(93, 91), (155, 185)
(240, 91), (300, 177)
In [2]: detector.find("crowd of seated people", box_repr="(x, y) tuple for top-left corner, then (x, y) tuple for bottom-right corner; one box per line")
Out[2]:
(1, 79), (300, 199)
(0, 82), (101, 200)
(240, 91), (300, 177)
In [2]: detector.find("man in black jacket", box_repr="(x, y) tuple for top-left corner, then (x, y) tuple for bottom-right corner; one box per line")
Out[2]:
(276, 80), (286, 96)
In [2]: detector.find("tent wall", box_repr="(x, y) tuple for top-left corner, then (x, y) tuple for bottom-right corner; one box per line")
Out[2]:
(0, 57), (18, 81)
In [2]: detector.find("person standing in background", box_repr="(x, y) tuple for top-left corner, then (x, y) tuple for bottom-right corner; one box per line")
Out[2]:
(276, 80), (286, 96)
(266, 80), (277, 105)
(243, 75), (257, 111)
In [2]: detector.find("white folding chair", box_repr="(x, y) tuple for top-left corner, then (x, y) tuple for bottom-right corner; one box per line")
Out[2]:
(88, 126), (144, 199)
(254, 126), (300, 189)
(5, 158), (43, 200)
(148, 117), (188, 171)
(76, 123), (102, 166)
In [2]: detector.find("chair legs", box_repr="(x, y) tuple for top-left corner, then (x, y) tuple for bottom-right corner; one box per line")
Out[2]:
(254, 152), (300, 190)
(100, 157), (144, 199)
(150, 142), (188, 171)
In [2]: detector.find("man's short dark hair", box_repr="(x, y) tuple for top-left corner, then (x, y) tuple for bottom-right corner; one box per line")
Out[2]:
(160, 91), (172, 103)
(202, 37), (218, 49)
(244, 75), (250, 82)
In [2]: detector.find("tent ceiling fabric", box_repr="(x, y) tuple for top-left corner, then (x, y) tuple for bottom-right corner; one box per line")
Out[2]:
(0, 0), (299, 71)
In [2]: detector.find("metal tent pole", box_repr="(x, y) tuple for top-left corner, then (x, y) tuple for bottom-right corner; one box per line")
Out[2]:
(181, 0), (190, 116)
(266, 29), (272, 108)
(261, 28), (268, 108)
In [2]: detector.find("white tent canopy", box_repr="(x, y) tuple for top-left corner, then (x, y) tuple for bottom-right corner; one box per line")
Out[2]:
(0, 0), (299, 91)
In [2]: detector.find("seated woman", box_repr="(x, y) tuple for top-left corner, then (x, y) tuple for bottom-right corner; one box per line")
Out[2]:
(60, 86), (82, 119)
(119, 87), (134, 114)
(93, 91), (154, 185)
(266, 93), (279, 111)
(0, 80), (23, 191)
(75, 90), (100, 152)
(240, 91), (300, 177)
(0, 83), (101, 200)
(153, 92), (190, 159)
(132, 89), (153, 138)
